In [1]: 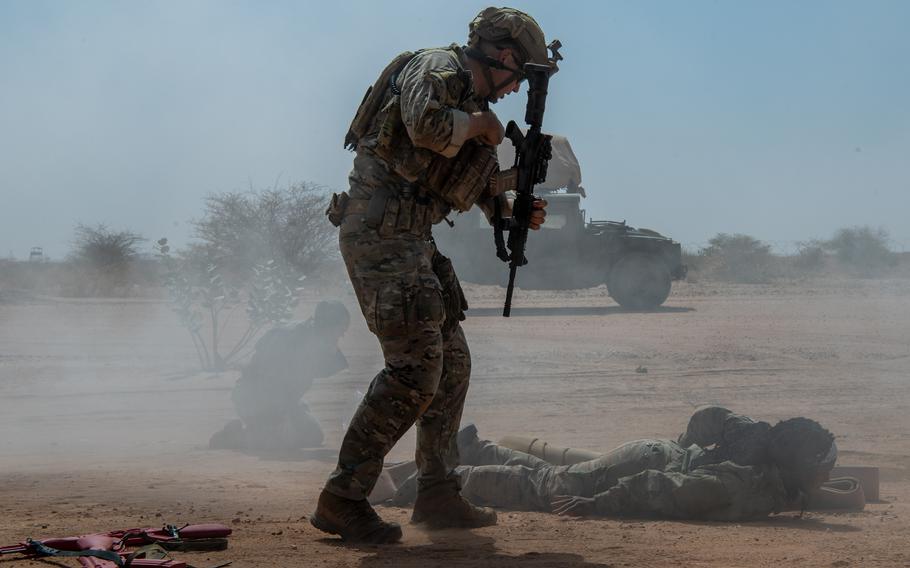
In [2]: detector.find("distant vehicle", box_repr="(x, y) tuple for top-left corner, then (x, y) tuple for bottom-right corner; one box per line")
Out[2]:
(434, 135), (687, 309)
(28, 247), (45, 262)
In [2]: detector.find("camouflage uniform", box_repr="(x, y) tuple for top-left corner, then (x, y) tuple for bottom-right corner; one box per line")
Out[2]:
(324, 46), (487, 501)
(395, 408), (793, 521)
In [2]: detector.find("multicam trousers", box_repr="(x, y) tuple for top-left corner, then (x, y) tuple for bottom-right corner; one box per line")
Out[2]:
(324, 216), (470, 501)
(432, 438), (784, 520)
(454, 439), (687, 512)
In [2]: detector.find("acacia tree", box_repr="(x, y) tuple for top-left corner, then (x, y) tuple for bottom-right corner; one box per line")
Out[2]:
(157, 182), (336, 371)
(192, 182), (337, 285)
(698, 233), (776, 283)
(70, 223), (146, 296)
(157, 240), (302, 371)
(824, 226), (895, 276)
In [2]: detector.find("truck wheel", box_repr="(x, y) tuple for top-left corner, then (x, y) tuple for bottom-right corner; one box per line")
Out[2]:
(607, 253), (672, 309)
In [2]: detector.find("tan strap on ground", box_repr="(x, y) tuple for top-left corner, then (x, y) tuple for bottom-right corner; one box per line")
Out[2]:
(807, 476), (866, 511)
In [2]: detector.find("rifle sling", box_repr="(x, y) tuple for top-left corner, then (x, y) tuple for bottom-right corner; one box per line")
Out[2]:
(492, 197), (510, 262)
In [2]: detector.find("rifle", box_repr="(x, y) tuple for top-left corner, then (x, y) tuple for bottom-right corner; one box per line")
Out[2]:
(0, 523), (231, 567)
(495, 61), (554, 317)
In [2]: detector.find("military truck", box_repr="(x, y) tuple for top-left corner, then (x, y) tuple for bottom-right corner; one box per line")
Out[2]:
(433, 135), (687, 309)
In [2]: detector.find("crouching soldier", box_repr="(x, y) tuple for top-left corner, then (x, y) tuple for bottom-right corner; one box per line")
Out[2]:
(209, 301), (350, 452)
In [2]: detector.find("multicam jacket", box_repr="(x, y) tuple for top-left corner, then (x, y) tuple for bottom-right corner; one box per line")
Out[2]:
(347, 45), (494, 220)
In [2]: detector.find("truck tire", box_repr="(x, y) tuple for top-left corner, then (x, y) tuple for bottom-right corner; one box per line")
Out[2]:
(607, 252), (672, 309)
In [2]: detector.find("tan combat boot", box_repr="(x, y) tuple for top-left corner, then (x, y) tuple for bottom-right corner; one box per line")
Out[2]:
(411, 481), (498, 529)
(310, 489), (402, 544)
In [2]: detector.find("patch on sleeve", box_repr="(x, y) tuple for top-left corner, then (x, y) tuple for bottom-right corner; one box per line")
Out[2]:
(424, 70), (469, 107)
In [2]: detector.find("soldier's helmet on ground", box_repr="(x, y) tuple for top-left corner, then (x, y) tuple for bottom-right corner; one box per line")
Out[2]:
(767, 417), (837, 495)
(468, 7), (553, 70)
(313, 300), (351, 333)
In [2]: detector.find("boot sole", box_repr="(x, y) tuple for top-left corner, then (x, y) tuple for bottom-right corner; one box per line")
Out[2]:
(310, 513), (403, 544)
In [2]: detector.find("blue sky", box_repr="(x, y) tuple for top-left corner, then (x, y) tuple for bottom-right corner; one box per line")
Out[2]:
(1, 0), (908, 258)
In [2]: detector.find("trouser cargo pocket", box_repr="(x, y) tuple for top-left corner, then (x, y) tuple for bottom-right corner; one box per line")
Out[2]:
(367, 281), (445, 338)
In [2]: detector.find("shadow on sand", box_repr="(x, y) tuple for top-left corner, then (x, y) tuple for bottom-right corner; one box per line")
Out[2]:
(751, 515), (863, 533)
(467, 305), (694, 317)
(670, 514), (863, 533)
(318, 531), (612, 568)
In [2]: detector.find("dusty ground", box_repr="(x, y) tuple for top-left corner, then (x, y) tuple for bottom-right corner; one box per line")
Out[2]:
(2, 277), (910, 567)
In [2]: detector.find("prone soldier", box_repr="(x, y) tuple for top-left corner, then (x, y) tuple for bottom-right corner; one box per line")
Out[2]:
(387, 407), (838, 522)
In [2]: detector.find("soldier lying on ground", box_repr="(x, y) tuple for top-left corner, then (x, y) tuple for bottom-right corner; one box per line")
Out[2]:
(381, 406), (837, 521)
(209, 301), (350, 451)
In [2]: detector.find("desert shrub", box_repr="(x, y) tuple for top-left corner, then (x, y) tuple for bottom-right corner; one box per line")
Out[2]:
(68, 224), (147, 296)
(192, 183), (337, 286)
(71, 223), (145, 267)
(156, 239), (303, 371)
(698, 233), (777, 283)
(823, 226), (895, 276)
(792, 240), (827, 272)
(156, 182), (336, 371)
(679, 248), (704, 282)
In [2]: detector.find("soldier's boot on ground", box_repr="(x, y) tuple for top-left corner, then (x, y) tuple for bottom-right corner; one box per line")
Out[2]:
(456, 423), (481, 459)
(411, 480), (498, 530)
(310, 489), (402, 544)
(457, 422), (479, 448)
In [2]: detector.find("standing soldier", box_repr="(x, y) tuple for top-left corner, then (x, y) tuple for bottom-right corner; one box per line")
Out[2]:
(311, 7), (560, 543)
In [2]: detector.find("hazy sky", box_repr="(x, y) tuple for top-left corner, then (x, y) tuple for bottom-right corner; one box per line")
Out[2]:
(2, 0), (908, 259)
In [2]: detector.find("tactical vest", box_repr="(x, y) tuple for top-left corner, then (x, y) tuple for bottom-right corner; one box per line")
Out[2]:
(344, 46), (498, 213)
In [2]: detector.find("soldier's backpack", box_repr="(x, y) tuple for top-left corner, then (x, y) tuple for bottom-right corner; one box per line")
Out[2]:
(344, 51), (417, 151)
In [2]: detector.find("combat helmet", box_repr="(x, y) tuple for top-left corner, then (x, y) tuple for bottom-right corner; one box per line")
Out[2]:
(767, 417), (837, 498)
(470, 7), (550, 66)
(466, 6), (562, 94)
(313, 300), (351, 332)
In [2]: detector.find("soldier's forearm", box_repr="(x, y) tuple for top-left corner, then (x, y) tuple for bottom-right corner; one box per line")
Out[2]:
(465, 112), (493, 140)
(404, 108), (469, 158)
(593, 486), (630, 517)
(465, 111), (504, 146)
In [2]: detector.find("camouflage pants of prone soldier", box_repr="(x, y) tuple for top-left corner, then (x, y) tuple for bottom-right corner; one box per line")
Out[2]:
(454, 440), (687, 512)
(325, 223), (470, 501)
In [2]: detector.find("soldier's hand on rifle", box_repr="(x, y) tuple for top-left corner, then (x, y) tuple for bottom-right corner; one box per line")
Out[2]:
(467, 111), (505, 146)
(529, 198), (548, 230)
(550, 495), (596, 517)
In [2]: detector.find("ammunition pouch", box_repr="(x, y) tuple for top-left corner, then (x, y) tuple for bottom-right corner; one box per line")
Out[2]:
(325, 192), (350, 227)
(423, 142), (499, 212)
(375, 188), (435, 237)
(490, 167), (519, 197)
(334, 188), (435, 237)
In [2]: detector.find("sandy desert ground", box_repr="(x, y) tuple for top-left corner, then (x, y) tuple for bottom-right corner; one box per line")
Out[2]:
(2, 277), (910, 567)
